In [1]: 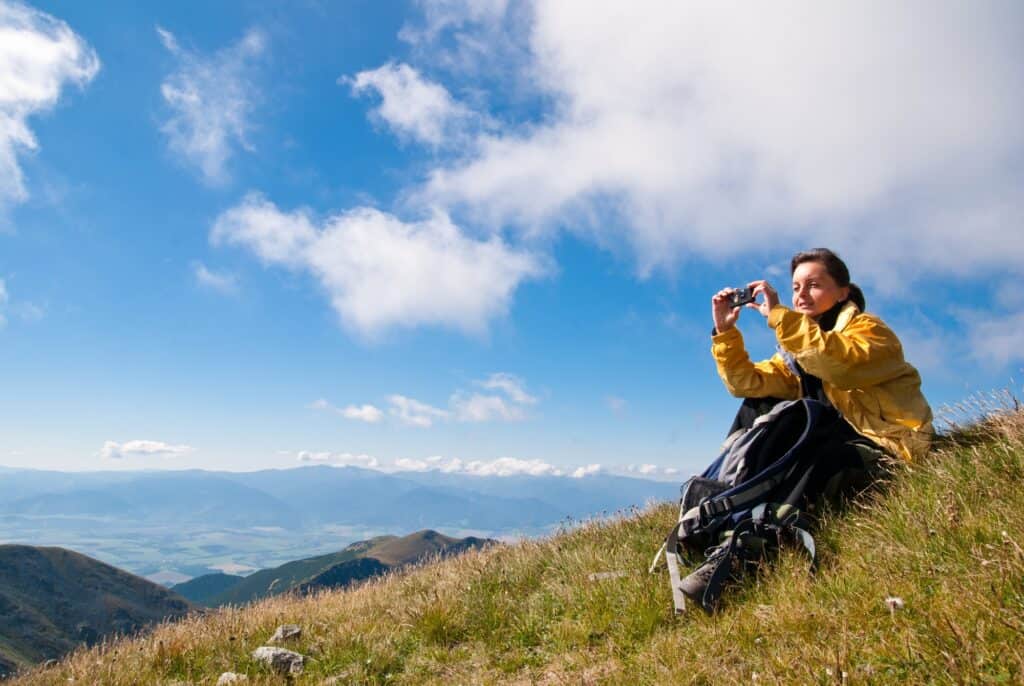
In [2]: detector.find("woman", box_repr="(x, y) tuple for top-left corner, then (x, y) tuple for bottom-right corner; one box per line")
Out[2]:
(710, 248), (933, 475)
(674, 251), (932, 610)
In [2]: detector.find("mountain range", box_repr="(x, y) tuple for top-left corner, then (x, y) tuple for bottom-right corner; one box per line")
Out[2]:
(0, 466), (675, 529)
(0, 465), (678, 583)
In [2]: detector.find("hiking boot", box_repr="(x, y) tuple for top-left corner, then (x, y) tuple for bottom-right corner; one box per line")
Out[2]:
(678, 540), (735, 612)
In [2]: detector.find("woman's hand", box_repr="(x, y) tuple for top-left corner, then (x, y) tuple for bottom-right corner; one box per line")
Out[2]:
(748, 280), (780, 319)
(712, 289), (741, 333)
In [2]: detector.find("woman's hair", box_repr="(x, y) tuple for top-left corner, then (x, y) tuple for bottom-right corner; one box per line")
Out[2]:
(790, 248), (866, 311)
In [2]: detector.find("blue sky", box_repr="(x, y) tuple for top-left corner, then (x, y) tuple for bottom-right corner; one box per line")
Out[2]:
(1, 1), (1022, 478)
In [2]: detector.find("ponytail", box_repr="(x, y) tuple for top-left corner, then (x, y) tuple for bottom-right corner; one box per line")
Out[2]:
(847, 282), (866, 311)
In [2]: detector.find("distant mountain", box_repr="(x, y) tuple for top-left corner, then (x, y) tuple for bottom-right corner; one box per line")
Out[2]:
(0, 465), (678, 532)
(0, 465), (678, 585)
(1, 472), (304, 529)
(201, 530), (492, 607)
(169, 572), (244, 606)
(0, 545), (192, 677)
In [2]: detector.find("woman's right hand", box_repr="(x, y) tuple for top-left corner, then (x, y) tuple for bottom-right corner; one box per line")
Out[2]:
(712, 289), (740, 333)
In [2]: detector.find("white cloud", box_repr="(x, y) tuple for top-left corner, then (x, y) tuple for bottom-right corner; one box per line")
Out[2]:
(296, 451), (379, 468)
(446, 371), (537, 422)
(399, 0), (526, 80)
(212, 193), (544, 338)
(100, 440), (193, 460)
(348, 62), (474, 146)
(964, 308), (1024, 369)
(309, 398), (384, 423)
(283, 449), (614, 480)
(571, 463), (601, 478)
(193, 262), (238, 294)
(461, 456), (562, 477)
(392, 454), (564, 477)
(402, 0), (510, 42)
(450, 391), (523, 422)
(622, 463), (679, 480)
(478, 372), (536, 405)
(388, 394), (451, 427)
(342, 404), (385, 423)
(157, 26), (265, 185)
(0, 1), (99, 213)
(394, 456), (433, 471)
(404, 2), (1024, 283)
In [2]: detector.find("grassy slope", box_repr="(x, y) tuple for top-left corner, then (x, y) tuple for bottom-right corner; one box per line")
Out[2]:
(12, 406), (1024, 685)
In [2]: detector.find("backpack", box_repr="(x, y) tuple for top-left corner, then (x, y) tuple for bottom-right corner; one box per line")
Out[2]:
(651, 398), (829, 614)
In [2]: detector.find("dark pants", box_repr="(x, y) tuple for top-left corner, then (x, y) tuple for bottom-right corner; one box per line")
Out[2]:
(730, 397), (887, 510)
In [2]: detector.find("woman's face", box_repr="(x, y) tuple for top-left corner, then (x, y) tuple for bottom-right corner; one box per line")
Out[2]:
(791, 261), (849, 318)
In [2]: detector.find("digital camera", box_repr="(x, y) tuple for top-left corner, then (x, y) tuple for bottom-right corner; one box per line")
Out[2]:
(729, 286), (756, 308)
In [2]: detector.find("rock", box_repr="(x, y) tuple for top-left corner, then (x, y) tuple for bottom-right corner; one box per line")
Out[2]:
(269, 624), (302, 643)
(217, 673), (248, 685)
(252, 646), (305, 675)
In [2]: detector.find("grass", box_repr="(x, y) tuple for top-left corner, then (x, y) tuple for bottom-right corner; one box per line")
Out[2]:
(11, 396), (1024, 684)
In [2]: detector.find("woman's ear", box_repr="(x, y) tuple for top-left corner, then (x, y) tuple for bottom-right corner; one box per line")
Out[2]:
(838, 286), (850, 302)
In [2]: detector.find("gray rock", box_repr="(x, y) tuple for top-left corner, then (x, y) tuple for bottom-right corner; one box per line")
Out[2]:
(252, 646), (305, 675)
(269, 623), (302, 643)
(216, 673), (248, 685)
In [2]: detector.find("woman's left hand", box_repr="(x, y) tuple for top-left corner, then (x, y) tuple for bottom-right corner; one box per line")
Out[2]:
(747, 280), (779, 319)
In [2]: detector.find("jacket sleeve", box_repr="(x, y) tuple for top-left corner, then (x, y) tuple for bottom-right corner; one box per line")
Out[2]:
(711, 326), (800, 399)
(767, 305), (908, 390)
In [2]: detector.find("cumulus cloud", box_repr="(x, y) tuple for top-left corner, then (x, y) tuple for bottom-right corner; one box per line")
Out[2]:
(100, 440), (193, 460)
(157, 26), (265, 185)
(964, 308), (1024, 369)
(449, 372), (537, 422)
(388, 394), (451, 427)
(402, 0), (510, 42)
(348, 62), (475, 146)
(571, 463), (601, 478)
(392, 455), (565, 477)
(310, 398), (384, 423)
(211, 193), (544, 337)
(192, 262), (238, 294)
(623, 463), (678, 479)
(0, 1), (99, 213)
(332, 372), (536, 427)
(478, 372), (536, 405)
(407, 2), (1024, 284)
(450, 391), (524, 422)
(282, 449), (648, 480)
(296, 450), (379, 468)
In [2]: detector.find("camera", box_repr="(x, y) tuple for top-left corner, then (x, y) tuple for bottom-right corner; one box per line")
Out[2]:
(729, 286), (756, 308)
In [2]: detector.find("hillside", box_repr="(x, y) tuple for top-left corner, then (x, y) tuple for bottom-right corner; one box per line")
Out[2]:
(170, 573), (244, 606)
(189, 531), (490, 607)
(10, 402), (1024, 684)
(0, 546), (192, 678)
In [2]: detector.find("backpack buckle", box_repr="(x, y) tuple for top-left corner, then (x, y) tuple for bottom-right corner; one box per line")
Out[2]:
(699, 496), (733, 522)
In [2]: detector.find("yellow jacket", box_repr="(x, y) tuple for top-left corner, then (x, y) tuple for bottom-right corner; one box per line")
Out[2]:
(711, 301), (933, 461)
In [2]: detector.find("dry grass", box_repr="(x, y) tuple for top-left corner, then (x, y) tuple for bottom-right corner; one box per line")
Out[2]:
(13, 396), (1024, 685)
